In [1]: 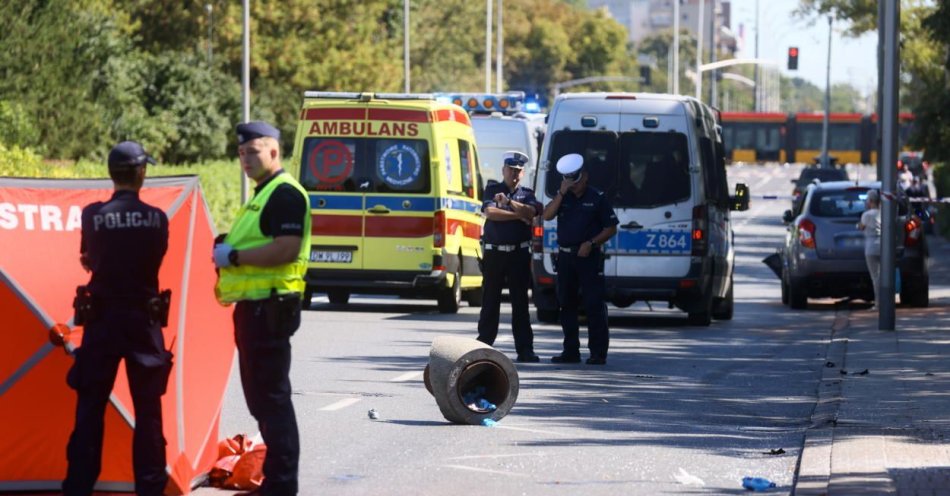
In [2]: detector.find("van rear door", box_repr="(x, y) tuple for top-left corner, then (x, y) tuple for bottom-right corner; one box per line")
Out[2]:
(610, 128), (694, 279)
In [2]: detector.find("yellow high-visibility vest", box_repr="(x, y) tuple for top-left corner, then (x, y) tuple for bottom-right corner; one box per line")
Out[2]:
(215, 171), (311, 303)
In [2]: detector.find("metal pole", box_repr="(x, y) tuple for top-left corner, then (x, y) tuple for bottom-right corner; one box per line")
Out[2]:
(241, 0), (250, 204)
(876, 0), (885, 179)
(696, 0), (704, 100)
(710, 0), (718, 107)
(820, 16), (832, 168)
(206, 4), (213, 65)
(673, 0), (680, 95)
(496, 0), (503, 92)
(485, 0), (492, 93)
(404, 0), (410, 92)
(879, 0), (899, 330)
(753, 0), (759, 111)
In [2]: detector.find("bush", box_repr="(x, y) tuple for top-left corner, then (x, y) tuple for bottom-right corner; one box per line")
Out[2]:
(0, 101), (40, 150)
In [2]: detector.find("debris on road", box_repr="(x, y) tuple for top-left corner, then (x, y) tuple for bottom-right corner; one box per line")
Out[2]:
(367, 409), (380, 420)
(742, 476), (776, 491)
(763, 448), (786, 455)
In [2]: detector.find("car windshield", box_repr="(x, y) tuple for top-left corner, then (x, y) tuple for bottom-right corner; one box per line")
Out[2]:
(298, 137), (431, 193)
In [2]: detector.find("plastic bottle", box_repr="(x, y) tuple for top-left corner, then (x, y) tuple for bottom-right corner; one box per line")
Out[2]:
(742, 476), (776, 491)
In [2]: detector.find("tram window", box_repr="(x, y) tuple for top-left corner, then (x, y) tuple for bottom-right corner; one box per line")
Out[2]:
(828, 124), (859, 150)
(756, 127), (781, 152)
(735, 127), (755, 148)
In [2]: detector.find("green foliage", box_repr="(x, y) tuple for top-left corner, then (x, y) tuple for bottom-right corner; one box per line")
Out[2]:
(0, 144), (45, 175)
(909, 0), (950, 162)
(0, 101), (40, 149)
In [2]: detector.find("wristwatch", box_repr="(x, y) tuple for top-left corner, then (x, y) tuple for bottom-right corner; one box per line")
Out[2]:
(228, 249), (240, 267)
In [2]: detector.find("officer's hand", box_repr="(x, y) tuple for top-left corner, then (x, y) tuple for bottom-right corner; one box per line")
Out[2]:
(493, 192), (508, 206)
(559, 178), (573, 196)
(79, 252), (91, 273)
(213, 243), (234, 268)
(578, 241), (593, 258)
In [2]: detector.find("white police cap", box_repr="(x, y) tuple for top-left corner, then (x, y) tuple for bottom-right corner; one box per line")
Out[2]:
(556, 153), (584, 176)
(502, 150), (529, 169)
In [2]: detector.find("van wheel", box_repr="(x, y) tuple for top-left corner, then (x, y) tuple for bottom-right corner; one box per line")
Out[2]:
(712, 276), (734, 320)
(781, 278), (789, 305)
(437, 269), (462, 314)
(301, 287), (314, 310)
(327, 289), (350, 305)
(900, 276), (929, 308)
(465, 289), (483, 307)
(536, 308), (559, 323)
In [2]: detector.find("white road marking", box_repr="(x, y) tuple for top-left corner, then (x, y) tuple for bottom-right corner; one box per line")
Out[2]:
(493, 424), (571, 436)
(320, 397), (362, 411)
(390, 371), (423, 382)
(446, 452), (547, 460)
(442, 464), (529, 477)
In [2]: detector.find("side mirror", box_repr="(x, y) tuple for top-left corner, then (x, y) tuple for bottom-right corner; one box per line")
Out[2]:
(730, 183), (750, 211)
(782, 210), (794, 224)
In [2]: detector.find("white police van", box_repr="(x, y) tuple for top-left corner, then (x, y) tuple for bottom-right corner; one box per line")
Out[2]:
(437, 92), (546, 189)
(531, 93), (749, 325)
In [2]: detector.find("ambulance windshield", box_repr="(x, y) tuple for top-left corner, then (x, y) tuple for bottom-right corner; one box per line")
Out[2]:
(298, 137), (430, 194)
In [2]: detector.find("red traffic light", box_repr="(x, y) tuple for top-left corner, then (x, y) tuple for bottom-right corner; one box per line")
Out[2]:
(787, 46), (799, 70)
(789, 47), (799, 57)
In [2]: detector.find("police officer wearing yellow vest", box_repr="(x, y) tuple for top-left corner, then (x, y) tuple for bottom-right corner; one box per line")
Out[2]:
(542, 153), (618, 365)
(64, 141), (171, 495)
(214, 121), (311, 496)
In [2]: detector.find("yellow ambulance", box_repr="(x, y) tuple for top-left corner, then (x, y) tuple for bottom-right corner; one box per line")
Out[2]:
(288, 92), (484, 313)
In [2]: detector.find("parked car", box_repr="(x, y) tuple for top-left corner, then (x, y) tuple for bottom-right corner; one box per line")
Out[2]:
(898, 151), (926, 178)
(779, 181), (929, 309)
(790, 166), (849, 210)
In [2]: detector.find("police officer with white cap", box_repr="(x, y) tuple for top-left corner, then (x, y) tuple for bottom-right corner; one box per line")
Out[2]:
(213, 121), (311, 495)
(64, 141), (171, 495)
(476, 151), (542, 363)
(542, 153), (618, 365)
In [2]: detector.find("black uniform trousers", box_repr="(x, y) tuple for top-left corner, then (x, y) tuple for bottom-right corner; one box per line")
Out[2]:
(234, 300), (299, 496)
(556, 249), (610, 358)
(476, 247), (534, 355)
(63, 306), (171, 496)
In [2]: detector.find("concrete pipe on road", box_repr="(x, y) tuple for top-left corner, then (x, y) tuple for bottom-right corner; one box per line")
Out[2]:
(424, 336), (519, 425)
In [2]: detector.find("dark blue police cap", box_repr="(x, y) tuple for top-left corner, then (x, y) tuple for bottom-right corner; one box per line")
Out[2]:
(108, 141), (156, 168)
(236, 121), (281, 145)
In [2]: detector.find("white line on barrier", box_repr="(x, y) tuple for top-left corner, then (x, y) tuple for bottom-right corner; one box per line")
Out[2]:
(319, 397), (362, 411)
(390, 371), (423, 382)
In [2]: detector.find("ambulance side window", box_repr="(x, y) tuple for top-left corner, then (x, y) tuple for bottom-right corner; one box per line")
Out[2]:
(373, 139), (430, 194)
(459, 139), (477, 199)
(298, 138), (359, 192)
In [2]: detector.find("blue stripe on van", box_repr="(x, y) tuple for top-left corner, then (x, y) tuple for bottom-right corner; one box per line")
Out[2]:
(543, 228), (692, 254)
(309, 195), (362, 210)
(440, 197), (481, 213)
(365, 196), (436, 211)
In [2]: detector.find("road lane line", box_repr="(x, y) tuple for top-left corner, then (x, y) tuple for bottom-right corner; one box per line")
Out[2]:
(390, 371), (423, 382)
(442, 464), (529, 477)
(320, 397), (362, 411)
(447, 452), (547, 460)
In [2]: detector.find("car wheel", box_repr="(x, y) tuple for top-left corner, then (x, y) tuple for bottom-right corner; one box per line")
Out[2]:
(327, 289), (350, 305)
(900, 276), (929, 308)
(465, 288), (483, 307)
(788, 279), (808, 310)
(437, 268), (462, 314)
(713, 276), (734, 320)
(781, 277), (789, 305)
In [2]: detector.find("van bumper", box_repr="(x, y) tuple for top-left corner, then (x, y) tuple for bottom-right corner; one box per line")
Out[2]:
(306, 268), (447, 296)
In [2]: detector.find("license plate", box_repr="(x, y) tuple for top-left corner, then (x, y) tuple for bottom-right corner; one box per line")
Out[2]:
(838, 237), (863, 248)
(310, 250), (353, 263)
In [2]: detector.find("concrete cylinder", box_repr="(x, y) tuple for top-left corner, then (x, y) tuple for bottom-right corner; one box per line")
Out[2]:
(424, 336), (519, 425)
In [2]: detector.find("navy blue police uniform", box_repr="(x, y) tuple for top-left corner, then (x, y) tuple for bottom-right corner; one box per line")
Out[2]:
(476, 155), (541, 362)
(554, 185), (618, 362)
(232, 169), (307, 495)
(64, 141), (171, 496)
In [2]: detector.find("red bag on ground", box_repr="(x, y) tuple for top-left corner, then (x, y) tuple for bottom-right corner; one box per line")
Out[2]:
(208, 433), (266, 490)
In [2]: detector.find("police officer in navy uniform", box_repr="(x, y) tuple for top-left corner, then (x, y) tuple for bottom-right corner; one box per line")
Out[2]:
(64, 141), (171, 495)
(213, 121), (311, 496)
(542, 154), (618, 365)
(476, 151), (541, 363)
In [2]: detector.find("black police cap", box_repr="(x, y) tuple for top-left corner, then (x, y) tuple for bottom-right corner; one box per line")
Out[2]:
(236, 121), (281, 145)
(108, 141), (156, 169)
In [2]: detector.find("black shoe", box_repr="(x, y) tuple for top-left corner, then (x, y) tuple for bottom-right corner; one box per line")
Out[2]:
(586, 355), (607, 365)
(551, 353), (581, 364)
(516, 353), (541, 363)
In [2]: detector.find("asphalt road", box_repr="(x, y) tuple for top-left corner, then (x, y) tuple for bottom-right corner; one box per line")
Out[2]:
(196, 164), (891, 495)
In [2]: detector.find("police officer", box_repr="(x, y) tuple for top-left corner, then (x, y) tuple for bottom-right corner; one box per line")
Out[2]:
(476, 151), (541, 363)
(213, 121), (311, 496)
(64, 141), (171, 495)
(542, 153), (618, 365)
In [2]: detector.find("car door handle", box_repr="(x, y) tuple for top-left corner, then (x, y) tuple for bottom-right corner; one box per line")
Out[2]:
(621, 221), (643, 230)
(367, 205), (391, 214)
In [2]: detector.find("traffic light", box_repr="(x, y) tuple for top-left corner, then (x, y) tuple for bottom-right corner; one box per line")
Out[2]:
(787, 46), (799, 70)
(639, 65), (651, 86)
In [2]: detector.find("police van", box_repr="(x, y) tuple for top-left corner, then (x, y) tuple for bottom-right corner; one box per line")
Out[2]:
(288, 92), (484, 313)
(438, 92), (546, 188)
(532, 93), (750, 325)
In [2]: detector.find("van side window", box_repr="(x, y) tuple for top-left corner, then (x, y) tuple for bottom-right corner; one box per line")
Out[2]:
(699, 136), (724, 206)
(458, 139), (477, 199)
(545, 130), (618, 199)
(298, 137), (431, 194)
(616, 132), (691, 208)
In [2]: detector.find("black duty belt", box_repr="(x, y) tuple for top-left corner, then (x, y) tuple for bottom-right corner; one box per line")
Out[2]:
(483, 241), (530, 252)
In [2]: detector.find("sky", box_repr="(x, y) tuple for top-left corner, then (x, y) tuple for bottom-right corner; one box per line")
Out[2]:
(728, 0), (878, 95)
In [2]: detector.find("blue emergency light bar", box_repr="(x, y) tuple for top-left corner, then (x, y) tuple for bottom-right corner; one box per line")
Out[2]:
(435, 92), (526, 114)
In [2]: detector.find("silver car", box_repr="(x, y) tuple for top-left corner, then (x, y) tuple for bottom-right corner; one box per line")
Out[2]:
(779, 180), (929, 309)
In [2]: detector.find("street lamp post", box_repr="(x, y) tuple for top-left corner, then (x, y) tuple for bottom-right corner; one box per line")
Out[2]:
(672, 0), (680, 95)
(241, 0), (250, 203)
(820, 16), (832, 169)
(205, 4), (213, 65)
(404, 0), (410, 92)
(485, 0), (492, 93)
(696, 0), (704, 100)
(496, 0), (503, 92)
